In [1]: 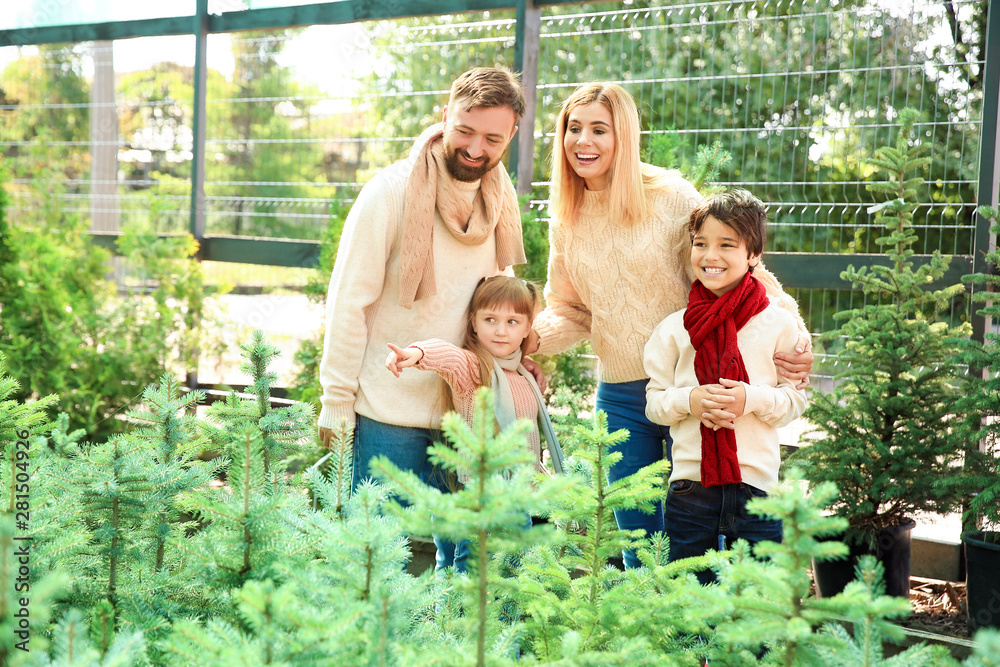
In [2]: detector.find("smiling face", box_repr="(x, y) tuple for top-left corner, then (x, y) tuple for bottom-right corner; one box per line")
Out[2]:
(472, 304), (532, 359)
(691, 215), (762, 297)
(562, 102), (616, 191)
(442, 99), (518, 182)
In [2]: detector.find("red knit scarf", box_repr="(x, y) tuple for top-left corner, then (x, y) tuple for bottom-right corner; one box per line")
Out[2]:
(683, 273), (769, 487)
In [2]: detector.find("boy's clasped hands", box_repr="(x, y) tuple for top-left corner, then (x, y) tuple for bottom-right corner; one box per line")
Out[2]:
(690, 377), (746, 431)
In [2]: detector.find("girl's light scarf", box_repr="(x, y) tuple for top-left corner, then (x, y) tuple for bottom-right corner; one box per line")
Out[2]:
(490, 349), (566, 474)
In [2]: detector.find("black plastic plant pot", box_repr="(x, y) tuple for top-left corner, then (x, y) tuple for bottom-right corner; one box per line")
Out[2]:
(964, 530), (1000, 632)
(812, 520), (916, 599)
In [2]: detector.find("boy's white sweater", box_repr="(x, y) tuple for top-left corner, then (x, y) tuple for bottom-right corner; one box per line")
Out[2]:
(643, 300), (808, 493)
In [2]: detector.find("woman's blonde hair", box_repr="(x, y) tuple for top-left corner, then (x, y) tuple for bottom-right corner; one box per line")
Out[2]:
(461, 276), (543, 395)
(551, 83), (677, 227)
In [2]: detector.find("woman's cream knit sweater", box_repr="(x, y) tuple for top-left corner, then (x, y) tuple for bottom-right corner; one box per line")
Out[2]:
(533, 176), (804, 383)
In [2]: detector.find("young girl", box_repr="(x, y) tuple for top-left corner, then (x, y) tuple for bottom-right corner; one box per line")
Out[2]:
(385, 276), (566, 571)
(386, 275), (564, 477)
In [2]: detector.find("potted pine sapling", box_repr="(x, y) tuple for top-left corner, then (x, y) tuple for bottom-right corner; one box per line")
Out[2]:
(790, 108), (971, 598)
(950, 204), (1000, 632)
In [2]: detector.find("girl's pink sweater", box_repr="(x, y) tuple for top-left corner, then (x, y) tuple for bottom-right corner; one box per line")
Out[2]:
(411, 338), (542, 470)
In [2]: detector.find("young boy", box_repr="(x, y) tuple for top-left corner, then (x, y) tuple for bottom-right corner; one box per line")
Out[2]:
(643, 189), (807, 583)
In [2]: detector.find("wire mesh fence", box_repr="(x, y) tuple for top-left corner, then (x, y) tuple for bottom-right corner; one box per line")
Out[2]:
(0, 0), (990, 346)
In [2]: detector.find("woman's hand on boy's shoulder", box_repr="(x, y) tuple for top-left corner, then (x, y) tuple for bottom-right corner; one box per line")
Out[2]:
(773, 336), (813, 389)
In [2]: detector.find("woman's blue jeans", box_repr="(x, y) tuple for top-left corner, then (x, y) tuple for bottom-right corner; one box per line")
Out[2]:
(596, 379), (672, 569)
(665, 479), (783, 584)
(353, 415), (465, 570)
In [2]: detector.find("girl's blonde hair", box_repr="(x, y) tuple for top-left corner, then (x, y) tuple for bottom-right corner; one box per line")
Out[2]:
(550, 82), (678, 228)
(462, 276), (543, 395)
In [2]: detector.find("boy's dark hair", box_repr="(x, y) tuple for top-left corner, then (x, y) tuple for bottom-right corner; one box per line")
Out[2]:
(689, 188), (767, 258)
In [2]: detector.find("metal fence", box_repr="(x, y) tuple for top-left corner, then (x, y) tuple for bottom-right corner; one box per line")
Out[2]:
(1, 0), (995, 340)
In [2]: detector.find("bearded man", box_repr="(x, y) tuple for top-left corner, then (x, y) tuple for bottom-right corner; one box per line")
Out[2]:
(317, 69), (528, 568)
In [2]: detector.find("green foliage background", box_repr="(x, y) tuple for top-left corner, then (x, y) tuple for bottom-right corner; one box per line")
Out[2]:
(0, 160), (209, 440)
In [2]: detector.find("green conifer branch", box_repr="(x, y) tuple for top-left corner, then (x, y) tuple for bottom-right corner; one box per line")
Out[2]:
(372, 388), (570, 665)
(0, 517), (70, 662)
(206, 331), (314, 484)
(690, 141), (733, 193)
(1, 352), (57, 514)
(304, 422), (353, 519)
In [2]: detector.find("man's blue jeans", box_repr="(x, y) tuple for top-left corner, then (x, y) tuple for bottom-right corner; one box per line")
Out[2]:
(665, 479), (783, 584)
(353, 415), (467, 571)
(596, 379), (672, 569)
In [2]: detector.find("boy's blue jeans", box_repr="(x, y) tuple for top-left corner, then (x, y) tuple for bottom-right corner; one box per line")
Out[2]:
(352, 415), (465, 569)
(596, 379), (673, 569)
(665, 479), (783, 584)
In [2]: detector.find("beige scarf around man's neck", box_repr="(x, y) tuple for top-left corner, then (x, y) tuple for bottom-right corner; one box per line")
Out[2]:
(398, 123), (526, 308)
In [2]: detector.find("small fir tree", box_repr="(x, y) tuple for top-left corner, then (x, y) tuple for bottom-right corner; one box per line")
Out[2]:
(303, 421), (353, 518)
(1, 351), (57, 515)
(290, 480), (436, 665)
(108, 376), (225, 646)
(514, 413), (705, 663)
(791, 108), (971, 544)
(174, 427), (314, 592)
(159, 479), (432, 665)
(812, 557), (955, 666)
(658, 470), (960, 666)
(0, 517), (70, 664)
(156, 333), (318, 630)
(120, 375), (214, 571)
(205, 330), (314, 481)
(372, 389), (573, 667)
(156, 579), (346, 666)
(31, 608), (149, 667)
(26, 382), (215, 647)
(11, 414), (92, 619)
(29, 378), (213, 624)
(691, 472), (862, 664)
(73, 435), (156, 610)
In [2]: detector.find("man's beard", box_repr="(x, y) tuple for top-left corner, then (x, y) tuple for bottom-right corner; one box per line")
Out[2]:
(443, 146), (497, 182)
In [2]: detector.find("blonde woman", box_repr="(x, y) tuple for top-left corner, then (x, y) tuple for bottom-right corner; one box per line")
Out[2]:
(524, 83), (813, 568)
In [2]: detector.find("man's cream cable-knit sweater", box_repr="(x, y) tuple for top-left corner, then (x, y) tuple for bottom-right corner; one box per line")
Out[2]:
(318, 129), (507, 432)
(533, 176), (806, 384)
